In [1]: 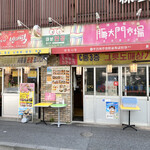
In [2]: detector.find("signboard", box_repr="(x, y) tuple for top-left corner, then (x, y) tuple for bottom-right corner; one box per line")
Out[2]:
(42, 27), (70, 47)
(83, 20), (150, 45)
(51, 43), (150, 54)
(0, 55), (47, 67)
(0, 30), (31, 49)
(106, 102), (119, 119)
(77, 51), (150, 65)
(46, 67), (70, 93)
(59, 54), (77, 65)
(0, 48), (50, 56)
(19, 83), (34, 116)
(28, 71), (37, 78)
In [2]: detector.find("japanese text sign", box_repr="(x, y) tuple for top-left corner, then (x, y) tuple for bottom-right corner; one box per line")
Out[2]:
(83, 20), (150, 45)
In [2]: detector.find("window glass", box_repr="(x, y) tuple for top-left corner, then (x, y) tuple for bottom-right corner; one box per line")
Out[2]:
(96, 68), (106, 95)
(4, 68), (21, 93)
(122, 67), (146, 96)
(84, 68), (94, 95)
(107, 67), (119, 96)
(23, 68), (37, 94)
(96, 67), (119, 96)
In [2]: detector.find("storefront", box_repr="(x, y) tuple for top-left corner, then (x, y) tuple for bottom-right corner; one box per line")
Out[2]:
(0, 54), (49, 118)
(50, 19), (150, 126)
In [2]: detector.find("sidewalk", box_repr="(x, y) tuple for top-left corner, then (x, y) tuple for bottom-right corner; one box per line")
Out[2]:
(0, 120), (150, 150)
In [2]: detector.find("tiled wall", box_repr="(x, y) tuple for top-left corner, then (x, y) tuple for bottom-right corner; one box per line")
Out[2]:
(41, 55), (71, 123)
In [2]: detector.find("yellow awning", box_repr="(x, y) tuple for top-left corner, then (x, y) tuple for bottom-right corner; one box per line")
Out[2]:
(0, 48), (51, 55)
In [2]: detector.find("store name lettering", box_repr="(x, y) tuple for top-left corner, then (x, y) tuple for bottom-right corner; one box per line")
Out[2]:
(119, 0), (145, 4)
(9, 34), (27, 44)
(96, 25), (144, 40)
(17, 57), (43, 64)
(79, 54), (100, 62)
(105, 51), (149, 61)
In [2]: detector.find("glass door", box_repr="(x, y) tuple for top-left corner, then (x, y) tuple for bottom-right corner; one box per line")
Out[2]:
(83, 66), (120, 124)
(121, 66), (148, 126)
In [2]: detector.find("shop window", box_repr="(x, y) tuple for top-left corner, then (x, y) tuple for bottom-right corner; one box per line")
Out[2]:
(96, 68), (106, 95)
(96, 67), (119, 96)
(122, 67), (146, 96)
(23, 68), (37, 94)
(84, 68), (94, 95)
(4, 68), (21, 93)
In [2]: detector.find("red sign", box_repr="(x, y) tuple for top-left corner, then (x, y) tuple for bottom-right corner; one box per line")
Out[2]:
(59, 54), (77, 65)
(114, 81), (118, 86)
(0, 30), (31, 49)
(51, 43), (150, 54)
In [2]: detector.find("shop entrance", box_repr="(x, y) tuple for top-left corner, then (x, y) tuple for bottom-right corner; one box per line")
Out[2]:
(72, 67), (83, 121)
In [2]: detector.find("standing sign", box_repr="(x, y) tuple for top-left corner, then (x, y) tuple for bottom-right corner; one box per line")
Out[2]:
(19, 83), (35, 117)
(106, 102), (119, 119)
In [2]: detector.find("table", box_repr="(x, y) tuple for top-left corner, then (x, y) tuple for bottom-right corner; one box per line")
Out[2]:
(34, 102), (53, 125)
(51, 104), (67, 127)
(120, 105), (140, 131)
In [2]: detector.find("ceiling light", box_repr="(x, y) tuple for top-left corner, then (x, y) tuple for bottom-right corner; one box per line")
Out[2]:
(17, 20), (30, 29)
(48, 17), (64, 32)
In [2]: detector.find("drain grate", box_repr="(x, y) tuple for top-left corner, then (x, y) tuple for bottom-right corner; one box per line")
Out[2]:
(80, 132), (93, 137)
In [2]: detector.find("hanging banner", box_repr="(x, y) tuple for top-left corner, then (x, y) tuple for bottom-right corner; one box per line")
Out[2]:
(77, 50), (150, 65)
(19, 83), (35, 116)
(106, 102), (119, 119)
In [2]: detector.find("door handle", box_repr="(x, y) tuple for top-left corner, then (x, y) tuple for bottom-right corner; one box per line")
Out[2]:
(147, 96), (149, 101)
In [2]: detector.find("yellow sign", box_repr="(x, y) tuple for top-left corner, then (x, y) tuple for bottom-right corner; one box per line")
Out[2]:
(12, 71), (21, 77)
(77, 51), (150, 65)
(28, 71), (37, 78)
(0, 48), (51, 56)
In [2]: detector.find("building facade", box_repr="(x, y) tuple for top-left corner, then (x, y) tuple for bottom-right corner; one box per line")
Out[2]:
(0, 0), (150, 126)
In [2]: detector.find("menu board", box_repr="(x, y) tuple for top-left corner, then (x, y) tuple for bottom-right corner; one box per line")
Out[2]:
(47, 67), (70, 93)
(19, 83), (34, 116)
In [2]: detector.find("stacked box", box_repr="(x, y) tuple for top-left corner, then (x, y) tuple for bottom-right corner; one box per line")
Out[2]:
(122, 97), (137, 108)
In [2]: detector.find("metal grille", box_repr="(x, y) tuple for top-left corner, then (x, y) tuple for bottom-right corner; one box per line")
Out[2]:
(0, 0), (149, 30)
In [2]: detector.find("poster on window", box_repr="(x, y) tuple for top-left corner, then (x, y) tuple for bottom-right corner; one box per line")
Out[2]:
(47, 67), (70, 93)
(19, 83), (34, 116)
(106, 102), (119, 119)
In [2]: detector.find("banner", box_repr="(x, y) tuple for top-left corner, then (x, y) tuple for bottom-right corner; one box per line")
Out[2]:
(0, 30), (31, 49)
(83, 20), (150, 45)
(19, 83), (34, 116)
(0, 55), (47, 67)
(59, 54), (77, 65)
(77, 51), (150, 65)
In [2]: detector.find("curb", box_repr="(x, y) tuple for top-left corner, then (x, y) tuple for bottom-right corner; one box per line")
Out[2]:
(0, 142), (79, 150)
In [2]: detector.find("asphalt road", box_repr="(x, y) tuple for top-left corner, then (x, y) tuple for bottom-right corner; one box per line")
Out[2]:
(0, 121), (150, 150)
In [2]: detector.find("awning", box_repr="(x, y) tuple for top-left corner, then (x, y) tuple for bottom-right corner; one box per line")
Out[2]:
(0, 48), (51, 55)
(0, 55), (47, 67)
(51, 43), (150, 54)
